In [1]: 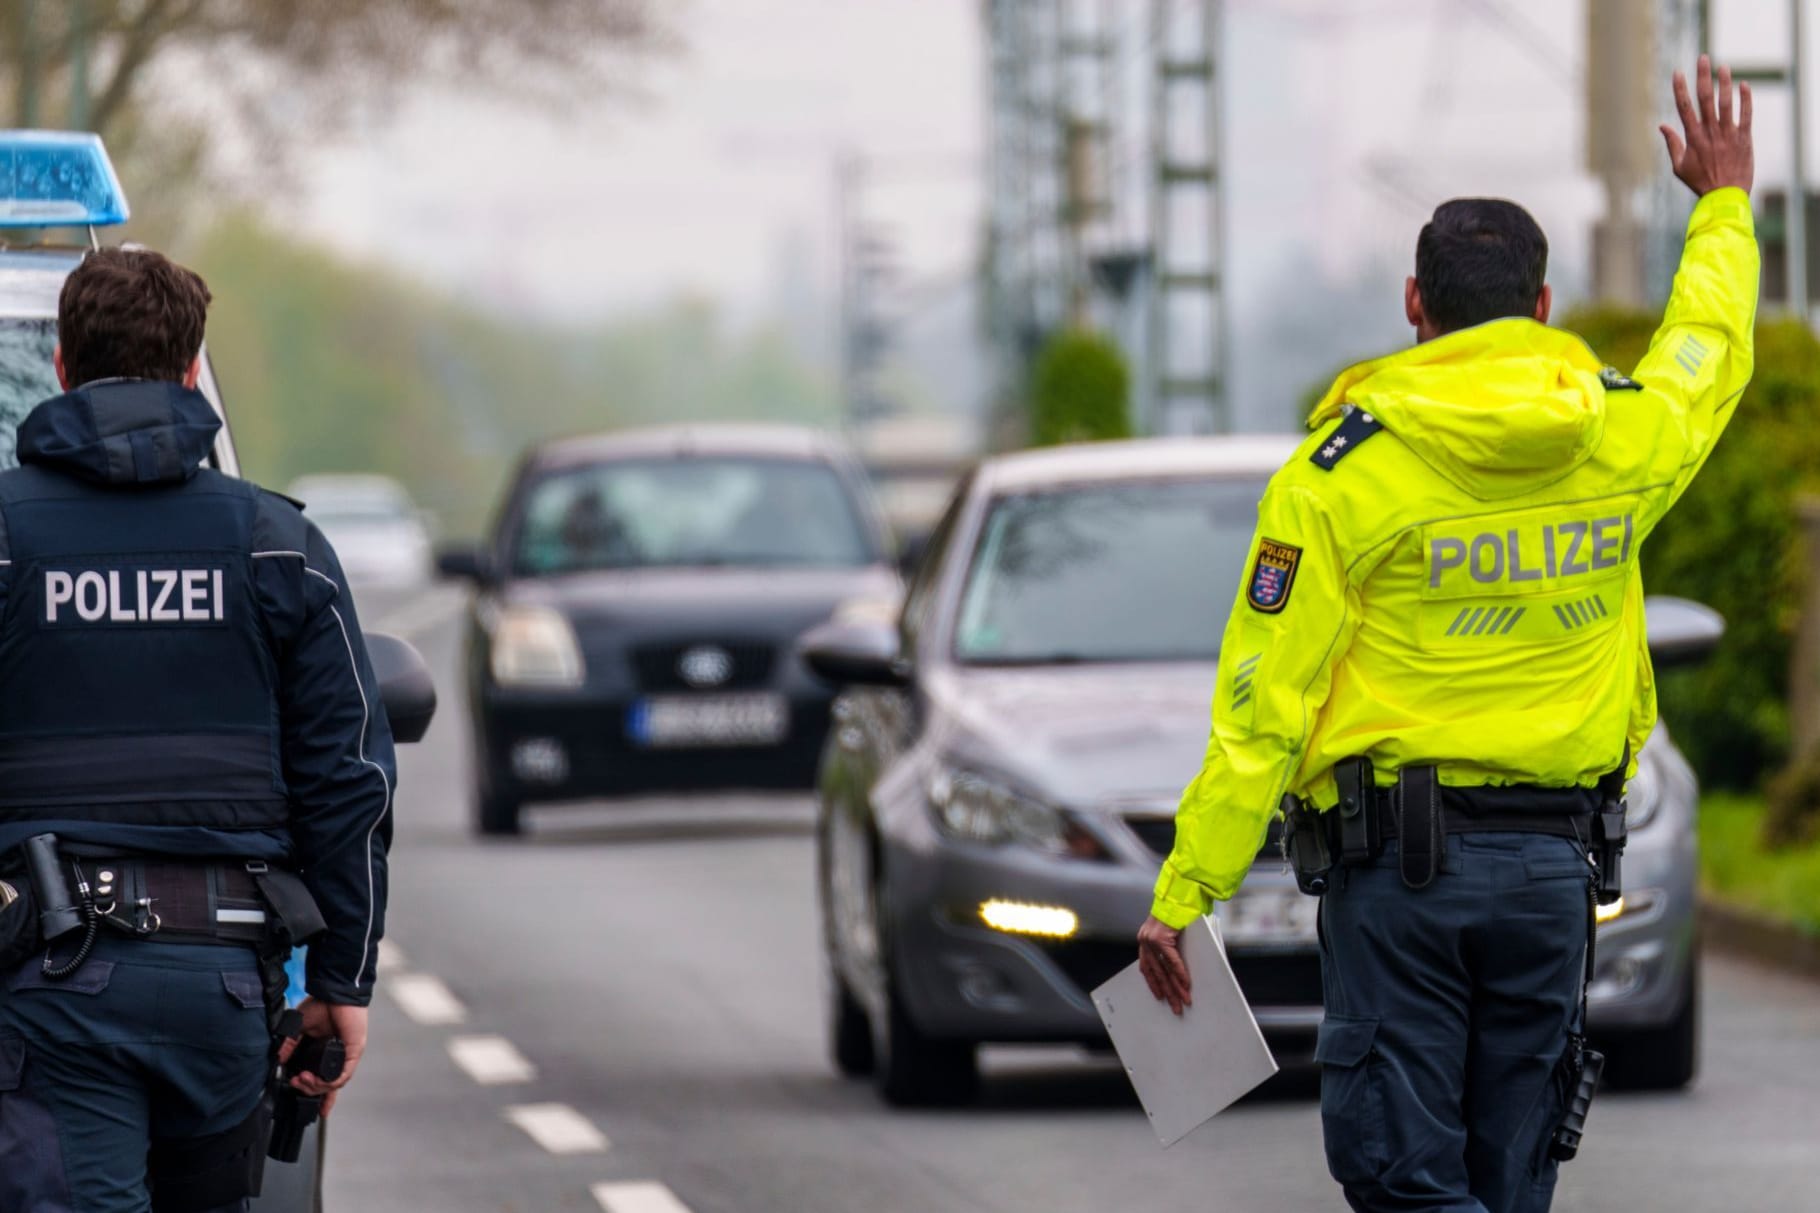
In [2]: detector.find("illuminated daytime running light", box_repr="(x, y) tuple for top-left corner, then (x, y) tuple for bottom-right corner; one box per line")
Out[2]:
(979, 899), (1079, 939)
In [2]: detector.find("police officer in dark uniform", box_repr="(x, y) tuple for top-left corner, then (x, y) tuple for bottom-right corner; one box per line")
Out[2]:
(1139, 57), (1756, 1212)
(0, 248), (395, 1211)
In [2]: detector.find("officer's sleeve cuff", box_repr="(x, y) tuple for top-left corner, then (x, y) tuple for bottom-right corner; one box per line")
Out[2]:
(305, 973), (375, 1008)
(1150, 860), (1214, 929)
(1689, 186), (1753, 232)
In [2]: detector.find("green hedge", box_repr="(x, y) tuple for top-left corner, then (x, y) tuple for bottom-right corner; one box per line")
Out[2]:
(1028, 329), (1133, 446)
(1566, 307), (1820, 793)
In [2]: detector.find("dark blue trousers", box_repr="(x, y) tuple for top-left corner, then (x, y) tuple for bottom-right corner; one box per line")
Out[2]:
(0, 935), (269, 1213)
(1317, 833), (1592, 1213)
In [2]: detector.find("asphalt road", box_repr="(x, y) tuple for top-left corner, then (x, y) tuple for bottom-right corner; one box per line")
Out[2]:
(326, 591), (1820, 1212)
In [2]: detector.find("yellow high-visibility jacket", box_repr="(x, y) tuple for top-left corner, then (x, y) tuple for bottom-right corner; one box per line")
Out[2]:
(1153, 187), (1759, 928)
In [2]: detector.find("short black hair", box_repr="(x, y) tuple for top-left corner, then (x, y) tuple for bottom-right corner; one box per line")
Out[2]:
(58, 247), (211, 388)
(1414, 199), (1548, 334)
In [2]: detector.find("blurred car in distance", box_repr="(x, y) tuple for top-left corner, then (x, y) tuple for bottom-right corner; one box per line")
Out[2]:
(438, 424), (899, 836)
(804, 436), (1717, 1106)
(287, 473), (434, 589)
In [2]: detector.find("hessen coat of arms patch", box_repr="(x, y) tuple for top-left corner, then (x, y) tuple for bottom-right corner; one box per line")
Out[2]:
(1246, 538), (1302, 614)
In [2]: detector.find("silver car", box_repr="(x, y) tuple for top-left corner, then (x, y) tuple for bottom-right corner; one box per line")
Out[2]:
(805, 436), (1716, 1106)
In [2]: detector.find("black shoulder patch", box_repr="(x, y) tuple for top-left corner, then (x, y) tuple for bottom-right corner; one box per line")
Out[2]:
(1599, 367), (1643, 391)
(1309, 408), (1384, 470)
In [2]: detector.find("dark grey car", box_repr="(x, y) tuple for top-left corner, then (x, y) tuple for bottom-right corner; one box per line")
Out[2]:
(804, 437), (1719, 1106)
(439, 425), (899, 835)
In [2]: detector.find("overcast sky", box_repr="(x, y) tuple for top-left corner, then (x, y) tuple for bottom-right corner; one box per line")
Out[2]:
(282, 0), (1803, 424)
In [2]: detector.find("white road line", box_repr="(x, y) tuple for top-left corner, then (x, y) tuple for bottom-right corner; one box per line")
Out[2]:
(375, 939), (408, 974)
(448, 1034), (537, 1085)
(503, 1103), (609, 1155)
(591, 1181), (695, 1213)
(386, 973), (467, 1025)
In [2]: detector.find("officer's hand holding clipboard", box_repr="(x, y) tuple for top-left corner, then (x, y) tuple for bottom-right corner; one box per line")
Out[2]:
(1136, 914), (1192, 1015)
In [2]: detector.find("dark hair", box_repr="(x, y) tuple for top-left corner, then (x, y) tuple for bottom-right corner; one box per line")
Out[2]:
(1414, 199), (1548, 334)
(57, 247), (212, 388)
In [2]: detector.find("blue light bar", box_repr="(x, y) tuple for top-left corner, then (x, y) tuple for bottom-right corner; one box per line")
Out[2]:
(0, 131), (129, 228)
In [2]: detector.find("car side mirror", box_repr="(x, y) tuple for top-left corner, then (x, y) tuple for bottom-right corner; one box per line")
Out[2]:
(895, 530), (930, 581)
(800, 618), (911, 688)
(367, 632), (438, 744)
(436, 543), (492, 585)
(1644, 595), (1725, 670)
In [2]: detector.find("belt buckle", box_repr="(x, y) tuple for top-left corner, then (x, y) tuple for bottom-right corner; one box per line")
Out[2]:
(244, 860), (269, 876)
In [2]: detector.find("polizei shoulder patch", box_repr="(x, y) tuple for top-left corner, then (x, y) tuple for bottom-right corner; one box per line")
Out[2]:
(1246, 538), (1302, 613)
(1599, 366), (1643, 391)
(1309, 408), (1384, 470)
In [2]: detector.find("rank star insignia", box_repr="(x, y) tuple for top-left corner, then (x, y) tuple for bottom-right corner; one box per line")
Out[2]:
(1330, 435), (1348, 450)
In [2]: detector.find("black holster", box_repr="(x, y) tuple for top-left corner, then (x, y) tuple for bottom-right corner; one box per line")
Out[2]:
(1335, 756), (1381, 866)
(1395, 765), (1443, 890)
(1592, 763), (1628, 905)
(1282, 794), (1333, 896)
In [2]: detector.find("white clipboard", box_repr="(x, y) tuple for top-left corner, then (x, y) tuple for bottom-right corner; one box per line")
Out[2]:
(1092, 914), (1279, 1146)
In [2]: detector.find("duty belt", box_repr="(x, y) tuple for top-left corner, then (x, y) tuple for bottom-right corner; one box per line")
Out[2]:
(71, 857), (273, 945)
(1331, 759), (1595, 889)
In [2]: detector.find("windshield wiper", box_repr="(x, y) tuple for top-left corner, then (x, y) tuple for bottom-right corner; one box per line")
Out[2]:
(962, 653), (1097, 667)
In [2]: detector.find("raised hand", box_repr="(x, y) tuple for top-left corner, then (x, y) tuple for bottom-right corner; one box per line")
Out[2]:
(1660, 54), (1754, 197)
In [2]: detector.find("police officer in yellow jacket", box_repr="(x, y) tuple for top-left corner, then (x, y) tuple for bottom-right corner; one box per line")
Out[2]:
(1137, 56), (1757, 1213)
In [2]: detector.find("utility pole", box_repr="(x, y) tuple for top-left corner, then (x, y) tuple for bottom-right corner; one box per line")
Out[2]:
(69, 0), (91, 130)
(15, 0), (40, 127)
(1588, 0), (1657, 306)
(1146, 0), (1227, 434)
(1791, 0), (1809, 322)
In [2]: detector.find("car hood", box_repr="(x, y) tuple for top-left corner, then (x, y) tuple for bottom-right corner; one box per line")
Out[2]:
(931, 662), (1218, 807)
(507, 565), (900, 640)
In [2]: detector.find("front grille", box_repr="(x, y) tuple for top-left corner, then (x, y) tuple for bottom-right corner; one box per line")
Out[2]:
(1123, 815), (1284, 861)
(1045, 939), (1321, 1009)
(630, 640), (776, 692)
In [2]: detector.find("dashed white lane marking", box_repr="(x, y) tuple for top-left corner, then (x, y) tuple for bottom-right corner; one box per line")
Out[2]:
(448, 1034), (537, 1085)
(375, 939), (408, 974)
(387, 973), (467, 1025)
(504, 1103), (609, 1154)
(591, 1181), (694, 1213)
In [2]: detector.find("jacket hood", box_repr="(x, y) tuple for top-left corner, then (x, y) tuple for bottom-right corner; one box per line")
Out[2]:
(1307, 318), (1607, 500)
(17, 380), (222, 487)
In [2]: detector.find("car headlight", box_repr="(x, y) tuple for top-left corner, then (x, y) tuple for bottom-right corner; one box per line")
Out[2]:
(489, 605), (585, 688)
(927, 765), (1105, 859)
(1624, 755), (1662, 830)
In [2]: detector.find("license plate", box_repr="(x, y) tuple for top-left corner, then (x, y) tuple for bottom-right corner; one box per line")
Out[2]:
(1219, 887), (1319, 945)
(627, 694), (789, 749)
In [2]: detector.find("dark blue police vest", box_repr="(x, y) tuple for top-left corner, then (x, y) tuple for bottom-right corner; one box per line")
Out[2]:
(0, 380), (305, 830)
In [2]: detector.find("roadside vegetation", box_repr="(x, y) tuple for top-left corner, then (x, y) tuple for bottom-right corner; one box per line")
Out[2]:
(188, 215), (836, 536)
(1700, 793), (1820, 934)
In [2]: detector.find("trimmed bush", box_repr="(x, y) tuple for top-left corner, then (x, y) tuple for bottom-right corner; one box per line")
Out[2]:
(1028, 329), (1133, 447)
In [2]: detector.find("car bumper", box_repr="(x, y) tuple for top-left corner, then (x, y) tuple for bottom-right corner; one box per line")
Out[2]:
(479, 693), (834, 800)
(883, 829), (1694, 1047)
(884, 837), (1323, 1050)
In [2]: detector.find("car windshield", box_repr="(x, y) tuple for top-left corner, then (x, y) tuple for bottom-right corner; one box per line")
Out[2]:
(0, 318), (59, 470)
(513, 456), (875, 575)
(954, 476), (1267, 664)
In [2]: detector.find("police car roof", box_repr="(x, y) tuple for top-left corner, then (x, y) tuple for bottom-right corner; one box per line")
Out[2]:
(978, 435), (1302, 494)
(0, 247), (86, 317)
(530, 423), (852, 470)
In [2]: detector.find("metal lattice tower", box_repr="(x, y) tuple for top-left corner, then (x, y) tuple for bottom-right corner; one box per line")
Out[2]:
(983, 0), (1226, 438)
(1146, 0), (1226, 435)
